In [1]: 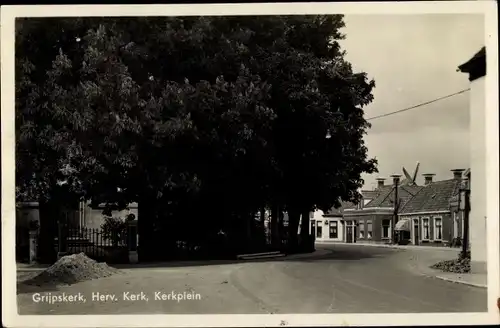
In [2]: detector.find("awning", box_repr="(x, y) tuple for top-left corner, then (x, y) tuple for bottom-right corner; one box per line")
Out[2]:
(395, 219), (411, 232)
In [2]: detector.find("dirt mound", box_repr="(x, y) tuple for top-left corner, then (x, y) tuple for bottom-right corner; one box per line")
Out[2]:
(430, 257), (470, 274)
(23, 253), (119, 286)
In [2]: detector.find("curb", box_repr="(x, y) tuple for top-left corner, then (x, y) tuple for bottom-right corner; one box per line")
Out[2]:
(316, 241), (460, 252)
(409, 263), (487, 289)
(238, 253), (286, 260)
(236, 251), (280, 259)
(433, 275), (487, 289)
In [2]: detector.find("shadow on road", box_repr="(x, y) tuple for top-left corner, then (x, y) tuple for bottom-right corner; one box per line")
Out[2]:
(112, 245), (401, 269)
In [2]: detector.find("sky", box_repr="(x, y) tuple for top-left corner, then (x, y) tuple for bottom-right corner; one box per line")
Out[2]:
(340, 14), (485, 190)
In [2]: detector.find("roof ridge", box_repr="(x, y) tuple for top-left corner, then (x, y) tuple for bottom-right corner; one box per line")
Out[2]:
(379, 186), (395, 206)
(399, 186), (425, 212)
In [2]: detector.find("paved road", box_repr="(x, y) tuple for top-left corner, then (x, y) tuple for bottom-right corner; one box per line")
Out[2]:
(17, 244), (487, 314)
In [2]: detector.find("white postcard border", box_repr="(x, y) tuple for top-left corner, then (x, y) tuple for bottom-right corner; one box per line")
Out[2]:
(2, 2), (499, 327)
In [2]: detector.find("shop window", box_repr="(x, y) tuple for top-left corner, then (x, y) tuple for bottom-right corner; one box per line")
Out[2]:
(422, 218), (430, 240)
(382, 219), (391, 238)
(434, 218), (442, 241)
(329, 221), (338, 239)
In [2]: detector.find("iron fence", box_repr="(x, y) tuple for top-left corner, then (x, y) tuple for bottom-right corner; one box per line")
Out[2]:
(55, 226), (129, 263)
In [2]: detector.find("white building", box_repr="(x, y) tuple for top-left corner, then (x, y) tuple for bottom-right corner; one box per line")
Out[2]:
(458, 47), (487, 274)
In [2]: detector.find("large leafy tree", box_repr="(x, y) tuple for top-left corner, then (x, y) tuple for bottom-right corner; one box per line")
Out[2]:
(16, 15), (377, 260)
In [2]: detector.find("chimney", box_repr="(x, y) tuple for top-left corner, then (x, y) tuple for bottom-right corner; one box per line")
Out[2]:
(451, 169), (465, 181)
(390, 174), (402, 186)
(376, 178), (386, 189)
(422, 173), (435, 185)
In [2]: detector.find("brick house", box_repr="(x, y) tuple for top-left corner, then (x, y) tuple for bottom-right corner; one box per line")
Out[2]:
(343, 178), (422, 244)
(397, 170), (465, 246)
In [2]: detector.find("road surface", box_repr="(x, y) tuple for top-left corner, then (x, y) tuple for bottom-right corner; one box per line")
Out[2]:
(17, 244), (487, 314)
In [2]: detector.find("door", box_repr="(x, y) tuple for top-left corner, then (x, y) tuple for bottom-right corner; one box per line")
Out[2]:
(316, 224), (323, 239)
(346, 226), (353, 243)
(413, 220), (419, 245)
(353, 226), (357, 243)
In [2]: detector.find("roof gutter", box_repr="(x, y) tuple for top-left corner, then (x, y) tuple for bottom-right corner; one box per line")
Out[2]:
(399, 210), (450, 216)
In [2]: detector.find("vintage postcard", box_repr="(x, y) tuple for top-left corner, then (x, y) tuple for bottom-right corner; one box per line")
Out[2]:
(1, 2), (499, 327)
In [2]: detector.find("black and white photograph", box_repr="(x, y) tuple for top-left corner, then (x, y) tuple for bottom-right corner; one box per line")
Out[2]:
(1, 2), (499, 327)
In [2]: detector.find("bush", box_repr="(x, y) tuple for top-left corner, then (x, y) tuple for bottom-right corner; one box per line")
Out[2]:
(100, 216), (127, 247)
(459, 250), (471, 260)
(430, 257), (470, 273)
(451, 237), (462, 248)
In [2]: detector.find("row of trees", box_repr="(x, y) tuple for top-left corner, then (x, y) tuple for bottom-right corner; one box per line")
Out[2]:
(16, 16), (378, 262)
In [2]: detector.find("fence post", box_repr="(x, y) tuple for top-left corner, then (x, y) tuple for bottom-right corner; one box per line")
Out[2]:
(127, 218), (139, 264)
(28, 226), (38, 264)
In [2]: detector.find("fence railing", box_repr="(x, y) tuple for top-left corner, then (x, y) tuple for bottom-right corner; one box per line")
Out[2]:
(55, 226), (129, 263)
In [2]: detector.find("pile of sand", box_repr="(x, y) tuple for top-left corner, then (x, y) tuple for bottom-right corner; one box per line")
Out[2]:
(24, 253), (119, 286)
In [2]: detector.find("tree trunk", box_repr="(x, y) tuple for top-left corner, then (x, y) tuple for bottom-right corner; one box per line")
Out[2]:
(300, 209), (310, 240)
(271, 204), (280, 248)
(259, 206), (266, 245)
(137, 195), (156, 262)
(287, 209), (301, 253)
(246, 213), (252, 252)
(37, 199), (58, 263)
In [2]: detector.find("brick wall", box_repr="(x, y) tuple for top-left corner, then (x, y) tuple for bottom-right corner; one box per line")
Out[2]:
(403, 213), (453, 246)
(344, 213), (393, 243)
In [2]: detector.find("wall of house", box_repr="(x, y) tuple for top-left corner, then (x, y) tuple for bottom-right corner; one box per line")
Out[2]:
(343, 213), (393, 244)
(16, 202), (79, 228)
(82, 202), (139, 230)
(400, 213), (453, 246)
(16, 202), (40, 228)
(16, 203), (40, 260)
(309, 211), (344, 241)
(468, 76), (487, 273)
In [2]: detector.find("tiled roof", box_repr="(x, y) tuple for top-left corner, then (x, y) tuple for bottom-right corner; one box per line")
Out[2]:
(361, 190), (378, 200)
(364, 185), (422, 209)
(323, 199), (357, 216)
(323, 207), (343, 216)
(458, 47), (486, 73)
(399, 179), (460, 214)
(342, 201), (357, 210)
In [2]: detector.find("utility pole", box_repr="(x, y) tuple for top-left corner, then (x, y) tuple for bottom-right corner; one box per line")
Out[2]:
(390, 174), (401, 245)
(462, 188), (471, 257)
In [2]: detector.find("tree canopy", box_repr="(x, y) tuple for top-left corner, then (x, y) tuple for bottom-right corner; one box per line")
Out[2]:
(16, 15), (378, 257)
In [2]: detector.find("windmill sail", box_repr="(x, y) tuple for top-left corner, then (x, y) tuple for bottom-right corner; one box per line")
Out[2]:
(401, 162), (420, 186)
(412, 162), (420, 182)
(402, 167), (413, 182)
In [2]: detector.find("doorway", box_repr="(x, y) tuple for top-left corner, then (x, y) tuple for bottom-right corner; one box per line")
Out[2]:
(345, 221), (356, 243)
(346, 226), (353, 243)
(412, 219), (419, 245)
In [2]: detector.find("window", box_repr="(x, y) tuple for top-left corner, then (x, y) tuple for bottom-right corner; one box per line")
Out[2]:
(367, 220), (373, 239)
(434, 218), (443, 241)
(329, 221), (338, 239)
(359, 222), (365, 238)
(422, 218), (430, 240)
(316, 225), (322, 238)
(382, 219), (391, 238)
